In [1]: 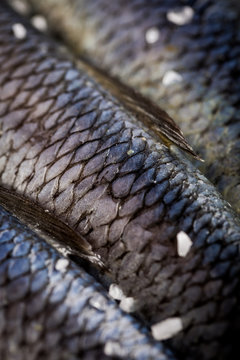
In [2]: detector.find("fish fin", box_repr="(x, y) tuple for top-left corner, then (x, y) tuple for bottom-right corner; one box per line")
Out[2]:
(0, 185), (106, 269)
(77, 58), (203, 161)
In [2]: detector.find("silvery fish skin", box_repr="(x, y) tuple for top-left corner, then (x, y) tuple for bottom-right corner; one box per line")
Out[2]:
(0, 205), (171, 360)
(23, 0), (240, 213)
(1, 3), (240, 360)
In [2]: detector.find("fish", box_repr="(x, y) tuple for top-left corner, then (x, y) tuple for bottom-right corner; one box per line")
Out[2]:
(0, 185), (105, 269)
(1, 2), (240, 359)
(22, 0), (240, 214)
(71, 59), (203, 162)
(0, 204), (172, 360)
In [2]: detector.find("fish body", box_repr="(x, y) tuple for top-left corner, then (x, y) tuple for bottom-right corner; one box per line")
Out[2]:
(1, 2), (240, 360)
(23, 0), (240, 213)
(0, 205), (171, 360)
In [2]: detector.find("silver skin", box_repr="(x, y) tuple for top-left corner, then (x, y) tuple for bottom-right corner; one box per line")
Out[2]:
(1, 2), (240, 360)
(0, 205), (172, 360)
(22, 0), (240, 213)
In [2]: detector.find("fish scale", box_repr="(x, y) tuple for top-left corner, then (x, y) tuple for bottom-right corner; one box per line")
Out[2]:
(1, 2), (240, 359)
(23, 0), (240, 213)
(0, 206), (171, 360)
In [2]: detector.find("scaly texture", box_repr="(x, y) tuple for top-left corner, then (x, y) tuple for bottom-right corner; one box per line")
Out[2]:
(23, 0), (240, 213)
(1, 3), (240, 360)
(0, 205), (171, 360)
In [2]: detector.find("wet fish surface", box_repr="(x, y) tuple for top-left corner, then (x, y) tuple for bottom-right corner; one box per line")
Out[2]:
(0, 204), (171, 360)
(23, 0), (240, 213)
(0, 185), (105, 268)
(1, 2), (240, 360)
